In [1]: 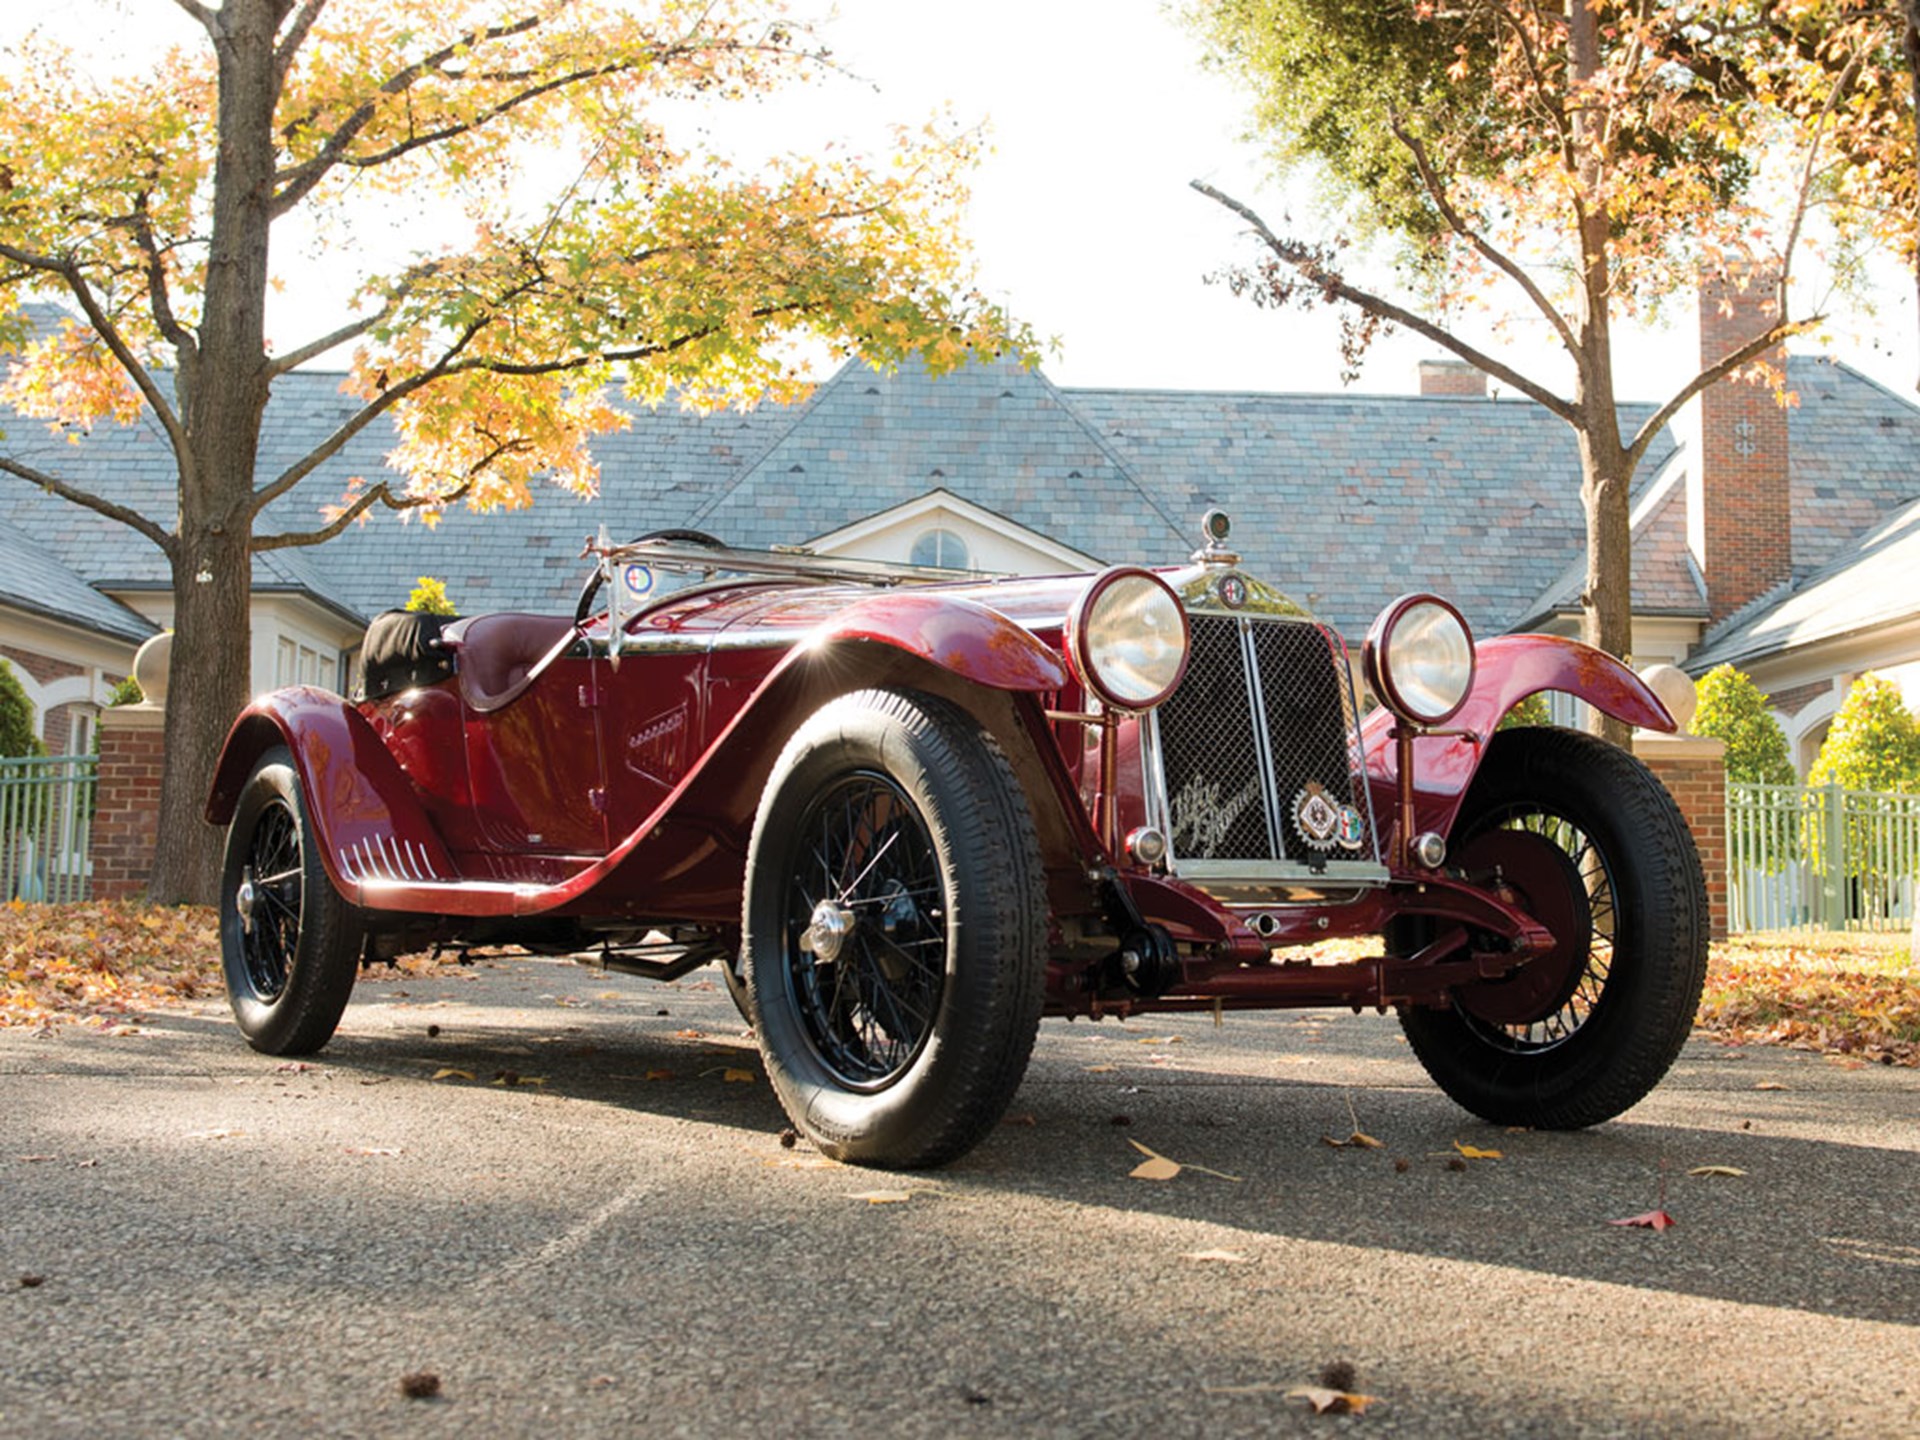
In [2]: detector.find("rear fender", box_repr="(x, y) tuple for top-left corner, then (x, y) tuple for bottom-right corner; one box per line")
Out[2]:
(1362, 634), (1674, 843)
(205, 688), (458, 906)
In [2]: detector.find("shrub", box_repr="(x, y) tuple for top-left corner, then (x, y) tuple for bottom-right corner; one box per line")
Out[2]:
(1690, 664), (1794, 785)
(1810, 673), (1920, 794)
(406, 576), (457, 616)
(1498, 692), (1552, 730)
(0, 658), (44, 758)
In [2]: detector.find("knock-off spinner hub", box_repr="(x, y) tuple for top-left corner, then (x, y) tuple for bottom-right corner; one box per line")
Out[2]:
(799, 900), (857, 963)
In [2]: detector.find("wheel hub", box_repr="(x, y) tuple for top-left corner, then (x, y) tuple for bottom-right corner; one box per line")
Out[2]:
(1451, 827), (1592, 1027)
(235, 873), (257, 935)
(798, 900), (857, 964)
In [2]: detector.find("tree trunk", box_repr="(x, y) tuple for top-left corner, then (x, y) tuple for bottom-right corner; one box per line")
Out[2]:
(1905, 4), (1919, 393)
(146, 0), (281, 904)
(1566, 0), (1634, 748)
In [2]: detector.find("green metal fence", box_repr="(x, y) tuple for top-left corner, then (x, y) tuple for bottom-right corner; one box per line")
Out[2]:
(0, 754), (98, 903)
(1726, 781), (1920, 933)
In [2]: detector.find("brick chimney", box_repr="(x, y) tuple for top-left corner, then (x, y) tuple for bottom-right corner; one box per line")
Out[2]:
(1686, 268), (1791, 624)
(1418, 358), (1487, 397)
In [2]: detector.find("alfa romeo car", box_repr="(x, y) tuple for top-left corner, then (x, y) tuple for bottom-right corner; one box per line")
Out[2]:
(207, 514), (1708, 1168)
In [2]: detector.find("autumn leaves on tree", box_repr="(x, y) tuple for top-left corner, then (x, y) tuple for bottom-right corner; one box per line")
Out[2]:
(1189, 0), (1914, 740)
(0, 0), (1027, 902)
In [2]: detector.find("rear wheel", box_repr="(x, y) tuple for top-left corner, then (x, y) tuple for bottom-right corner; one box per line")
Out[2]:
(218, 747), (365, 1055)
(743, 690), (1046, 1168)
(1399, 727), (1707, 1128)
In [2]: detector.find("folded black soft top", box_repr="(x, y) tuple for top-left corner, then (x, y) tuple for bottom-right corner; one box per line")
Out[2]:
(356, 609), (457, 700)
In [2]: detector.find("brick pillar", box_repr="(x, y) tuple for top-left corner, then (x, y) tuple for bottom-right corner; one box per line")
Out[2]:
(90, 704), (165, 900)
(1633, 733), (1729, 941)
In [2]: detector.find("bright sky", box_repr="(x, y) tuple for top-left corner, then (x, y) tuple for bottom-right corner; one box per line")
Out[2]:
(4, 0), (1917, 404)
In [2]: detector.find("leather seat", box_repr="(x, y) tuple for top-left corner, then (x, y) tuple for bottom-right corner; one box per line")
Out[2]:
(443, 613), (581, 713)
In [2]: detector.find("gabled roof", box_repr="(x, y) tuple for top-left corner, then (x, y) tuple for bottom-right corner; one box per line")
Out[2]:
(1686, 495), (1920, 673)
(684, 357), (1191, 566)
(1776, 358), (1920, 578)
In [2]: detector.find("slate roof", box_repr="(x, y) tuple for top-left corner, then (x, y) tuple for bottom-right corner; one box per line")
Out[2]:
(1070, 384), (1671, 637)
(4, 343), (1917, 661)
(0, 527), (157, 644)
(1686, 495), (1920, 673)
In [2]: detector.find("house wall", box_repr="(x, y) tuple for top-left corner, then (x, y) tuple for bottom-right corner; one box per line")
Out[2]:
(110, 591), (363, 698)
(0, 610), (139, 753)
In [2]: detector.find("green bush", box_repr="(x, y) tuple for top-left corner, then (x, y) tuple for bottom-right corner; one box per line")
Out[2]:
(1810, 673), (1920, 794)
(406, 576), (458, 616)
(1498, 692), (1552, 731)
(0, 658), (44, 758)
(1691, 664), (1794, 785)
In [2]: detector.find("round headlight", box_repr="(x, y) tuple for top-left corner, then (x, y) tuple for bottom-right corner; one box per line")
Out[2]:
(1364, 594), (1475, 726)
(1066, 568), (1190, 711)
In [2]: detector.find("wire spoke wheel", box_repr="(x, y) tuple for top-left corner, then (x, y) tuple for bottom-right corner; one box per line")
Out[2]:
(744, 689), (1046, 1169)
(219, 746), (365, 1056)
(237, 801), (303, 1002)
(784, 772), (947, 1090)
(1453, 804), (1617, 1052)
(1398, 727), (1708, 1130)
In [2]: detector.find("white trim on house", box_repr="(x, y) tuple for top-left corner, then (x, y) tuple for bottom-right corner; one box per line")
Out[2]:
(805, 489), (1101, 576)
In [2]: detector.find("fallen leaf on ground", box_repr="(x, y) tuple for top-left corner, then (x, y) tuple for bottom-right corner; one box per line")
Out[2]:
(1687, 1165), (1747, 1178)
(186, 1128), (244, 1140)
(646, 1069), (673, 1081)
(1754, 1081), (1788, 1091)
(1084, 1064), (1117, 1073)
(16, 1154), (56, 1163)
(1321, 1131), (1385, 1150)
(849, 1189), (915, 1204)
(1001, 1112), (1037, 1127)
(431, 1068), (474, 1082)
(1452, 1141), (1502, 1160)
(1609, 1209), (1677, 1231)
(1286, 1385), (1378, 1415)
(344, 1146), (401, 1157)
(1137, 1035), (1181, 1045)
(722, 1068), (756, 1084)
(1183, 1249), (1252, 1264)
(1128, 1139), (1241, 1182)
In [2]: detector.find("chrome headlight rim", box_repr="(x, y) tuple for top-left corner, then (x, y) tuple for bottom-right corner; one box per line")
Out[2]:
(1363, 593), (1476, 727)
(1065, 566), (1191, 712)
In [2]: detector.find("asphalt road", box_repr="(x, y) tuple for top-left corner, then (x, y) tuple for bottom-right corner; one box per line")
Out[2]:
(3, 954), (1918, 1439)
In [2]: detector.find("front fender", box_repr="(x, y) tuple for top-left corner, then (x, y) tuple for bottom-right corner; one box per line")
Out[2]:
(1363, 634), (1674, 844)
(801, 590), (1069, 692)
(205, 687), (457, 906)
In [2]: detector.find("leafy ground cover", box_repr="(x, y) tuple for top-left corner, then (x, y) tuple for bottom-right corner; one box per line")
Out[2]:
(4, 901), (1915, 1066)
(1693, 931), (1920, 1067)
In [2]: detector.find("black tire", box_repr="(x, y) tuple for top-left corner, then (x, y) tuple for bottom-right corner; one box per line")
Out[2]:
(1399, 727), (1708, 1128)
(218, 746), (366, 1055)
(743, 689), (1046, 1168)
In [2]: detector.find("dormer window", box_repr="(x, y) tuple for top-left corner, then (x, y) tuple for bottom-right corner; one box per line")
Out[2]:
(910, 527), (971, 571)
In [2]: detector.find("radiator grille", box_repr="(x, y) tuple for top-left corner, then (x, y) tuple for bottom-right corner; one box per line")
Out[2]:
(1156, 614), (1377, 866)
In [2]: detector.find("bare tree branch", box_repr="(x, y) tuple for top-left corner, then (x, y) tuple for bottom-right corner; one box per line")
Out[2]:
(1387, 113), (1579, 355)
(275, 0), (329, 85)
(252, 476), (475, 550)
(0, 242), (192, 460)
(1625, 318), (1824, 466)
(0, 455), (174, 553)
(1191, 180), (1578, 423)
(168, 0), (216, 31)
(269, 11), (548, 216)
(267, 307), (391, 376)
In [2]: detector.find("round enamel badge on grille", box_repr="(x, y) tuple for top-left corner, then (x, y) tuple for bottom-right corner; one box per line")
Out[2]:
(1217, 573), (1248, 609)
(1292, 782), (1341, 847)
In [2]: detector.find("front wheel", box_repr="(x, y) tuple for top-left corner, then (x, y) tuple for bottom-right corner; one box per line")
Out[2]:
(1399, 727), (1708, 1129)
(218, 746), (366, 1055)
(743, 689), (1047, 1168)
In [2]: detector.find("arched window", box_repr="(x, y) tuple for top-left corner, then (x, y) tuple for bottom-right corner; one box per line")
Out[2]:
(910, 527), (971, 570)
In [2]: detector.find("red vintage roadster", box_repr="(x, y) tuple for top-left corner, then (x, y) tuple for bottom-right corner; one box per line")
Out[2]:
(207, 513), (1707, 1167)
